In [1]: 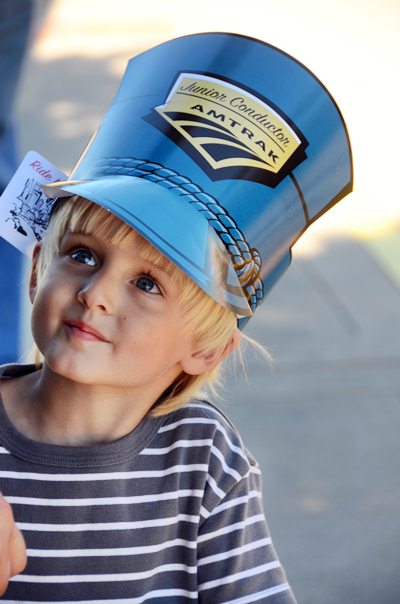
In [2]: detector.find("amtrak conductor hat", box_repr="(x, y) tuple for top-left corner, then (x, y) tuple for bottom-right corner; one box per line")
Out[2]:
(44, 32), (353, 328)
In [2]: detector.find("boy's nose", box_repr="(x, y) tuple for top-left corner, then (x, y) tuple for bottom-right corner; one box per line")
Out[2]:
(76, 273), (114, 313)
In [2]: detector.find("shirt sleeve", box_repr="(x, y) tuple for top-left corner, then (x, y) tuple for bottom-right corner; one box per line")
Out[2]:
(196, 407), (298, 604)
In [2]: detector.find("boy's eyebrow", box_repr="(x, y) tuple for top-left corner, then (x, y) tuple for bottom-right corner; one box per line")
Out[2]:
(138, 256), (172, 277)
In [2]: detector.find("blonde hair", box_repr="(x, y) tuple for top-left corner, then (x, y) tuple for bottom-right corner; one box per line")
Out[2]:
(34, 196), (244, 416)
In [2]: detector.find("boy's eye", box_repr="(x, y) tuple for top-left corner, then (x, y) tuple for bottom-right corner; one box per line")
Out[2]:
(134, 275), (161, 295)
(70, 248), (97, 267)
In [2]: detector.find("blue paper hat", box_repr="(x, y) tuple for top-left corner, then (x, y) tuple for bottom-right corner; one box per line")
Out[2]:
(45, 32), (353, 327)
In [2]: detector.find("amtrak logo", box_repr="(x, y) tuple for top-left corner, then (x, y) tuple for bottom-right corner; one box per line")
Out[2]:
(147, 72), (308, 186)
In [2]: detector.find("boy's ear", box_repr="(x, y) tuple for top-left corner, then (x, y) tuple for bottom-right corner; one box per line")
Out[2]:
(29, 242), (43, 303)
(181, 329), (241, 376)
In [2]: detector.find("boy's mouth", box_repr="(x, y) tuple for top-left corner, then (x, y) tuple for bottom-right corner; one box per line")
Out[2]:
(64, 319), (110, 342)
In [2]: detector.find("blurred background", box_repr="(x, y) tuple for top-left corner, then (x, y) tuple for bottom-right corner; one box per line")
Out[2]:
(4, 0), (400, 602)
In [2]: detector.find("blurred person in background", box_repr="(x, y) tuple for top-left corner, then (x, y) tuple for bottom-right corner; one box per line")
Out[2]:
(0, 0), (33, 363)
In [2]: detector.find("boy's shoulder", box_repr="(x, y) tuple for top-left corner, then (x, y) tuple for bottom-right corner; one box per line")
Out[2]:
(160, 398), (259, 473)
(164, 398), (243, 439)
(0, 363), (38, 380)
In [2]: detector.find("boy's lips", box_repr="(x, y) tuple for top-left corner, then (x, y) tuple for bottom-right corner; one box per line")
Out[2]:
(64, 319), (110, 342)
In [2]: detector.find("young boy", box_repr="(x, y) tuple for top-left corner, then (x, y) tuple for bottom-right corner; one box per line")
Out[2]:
(0, 32), (352, 602)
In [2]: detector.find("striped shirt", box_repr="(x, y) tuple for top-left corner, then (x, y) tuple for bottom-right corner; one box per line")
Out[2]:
(0, 364), (297, 604)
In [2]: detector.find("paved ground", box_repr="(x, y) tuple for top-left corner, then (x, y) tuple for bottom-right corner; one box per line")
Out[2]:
(225, 239), (400, 604)
(13, 2), (400, 603)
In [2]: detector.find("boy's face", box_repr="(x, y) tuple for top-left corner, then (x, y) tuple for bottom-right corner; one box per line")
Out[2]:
(29, 229), (201, 401)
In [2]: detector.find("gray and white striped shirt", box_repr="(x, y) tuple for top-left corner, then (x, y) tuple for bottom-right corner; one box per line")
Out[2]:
(0, 364), (297, 603)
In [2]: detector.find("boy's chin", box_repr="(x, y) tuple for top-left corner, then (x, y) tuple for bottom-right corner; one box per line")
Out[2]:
(43, 354), (106, 385)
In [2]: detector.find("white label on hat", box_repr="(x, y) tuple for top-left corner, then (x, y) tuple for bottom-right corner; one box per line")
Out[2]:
(0, 151), (66, 256)
(153, 72), (308, 187)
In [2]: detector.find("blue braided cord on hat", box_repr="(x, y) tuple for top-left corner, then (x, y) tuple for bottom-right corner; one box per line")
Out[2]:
(90, 157), (264, 313)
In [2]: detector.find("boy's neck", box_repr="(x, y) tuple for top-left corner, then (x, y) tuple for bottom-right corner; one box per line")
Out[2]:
(1, 365), (158, 446)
